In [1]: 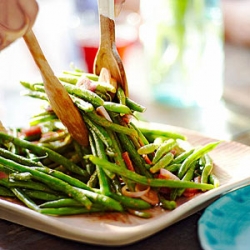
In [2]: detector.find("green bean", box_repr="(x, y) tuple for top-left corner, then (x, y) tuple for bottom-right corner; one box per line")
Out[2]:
(110, 115), (151, 177)
(29, 113), (58, 126)
(0, 186), (14, 197)
(77, 72), (99, 82)
(159, 195), (177, 210)
(70, 95), (94, 112)
(201, 154), (213, 184)
(178, 141), (221, 178)
(96, 81), (116, 93)
(125, 97), (146, 113)
(130, 122), (150, 146)
(21, 90), (49, 101)
(33, 166), (122, 211)
(150, 152), (174, 174)
(164, 162), (181, 171)
(103, 101), (132, 115)
(61, 82), (104, 106)
(20, 81), (43, 91)
(104, 127), (137, 191)
(87, 170), (98, 188)
(209, 174), (220, 188)
(110, 176), (122, 194)
(106, 130), (128, 170)
(154, 137), (164, 145)
(32, 167), (93, 192)
(0, 157), (93, 209)
(0, 165), (13, 175)
(0, 178), (10, 188)
(86, 112), (138, 137)
(83, 115), (113, 148)
(199, 155), (206, 168)
(112, 114), (141, 150)
(9, 172), (32, 181)
(3, 178), (56, 193)
(58, 76), (78, 84)
(62, 70), (83, 77)
(136, 122), (187, 141)
(78, 72), (99, 81)
(89, 130), (115, 190)
(110, 193), (151, 210)
(172, 161), (197, 199)
(172, 148), (195, 164)
(24, 190), (65, 201)
(127, 209), (152, 218)
(116, 86), (126, 105)
(39, 198), (82, 208)
(40, 132), (68, 144)
(74, 188), (123, 212)
(0, 147), (44, 167)
(116, 115), (152, 177)
(33, 84), (45, 92)
(137, 143), (159, 155)
(11, 188), (40, 211)
(94, 90), (111, 101)
(152, 139), (176, 164)
(40, 206), (108, 216)
(87, 155), (214, 190)
(0, 132), (89, 177)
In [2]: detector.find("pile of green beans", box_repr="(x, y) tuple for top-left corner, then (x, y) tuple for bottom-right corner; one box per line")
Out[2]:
(0, 68), (220, 218)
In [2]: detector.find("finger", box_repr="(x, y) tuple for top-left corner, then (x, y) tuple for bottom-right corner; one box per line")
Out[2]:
(114, 0), (125, 17)
(18, 0), (39, 28)
(0, 0), (38, 50)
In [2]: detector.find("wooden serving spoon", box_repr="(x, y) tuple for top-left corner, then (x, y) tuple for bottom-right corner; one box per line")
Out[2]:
(94, 0), (129, 97)
(23, 30), (89, 146)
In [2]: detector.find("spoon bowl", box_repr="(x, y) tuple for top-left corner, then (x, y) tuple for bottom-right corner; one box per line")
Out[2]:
(94, 0), (129, 97)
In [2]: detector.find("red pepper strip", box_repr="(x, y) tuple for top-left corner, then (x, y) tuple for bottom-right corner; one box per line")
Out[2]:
(122, 151), (135, 172)
(143, 154), (152, 165)
(183, 176), (201, 197)
(22, 125), (42, 137)
(22, 125), (42, 141)
(183, 188), (199, 197)
(0, 172), (8, 179)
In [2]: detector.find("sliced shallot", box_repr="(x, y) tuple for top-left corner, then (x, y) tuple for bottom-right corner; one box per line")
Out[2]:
(96, 106), (112, 122)
(121, 184), (150, 198)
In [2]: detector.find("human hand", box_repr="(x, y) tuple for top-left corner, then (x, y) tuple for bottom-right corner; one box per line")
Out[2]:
(0, 0), (38, 50)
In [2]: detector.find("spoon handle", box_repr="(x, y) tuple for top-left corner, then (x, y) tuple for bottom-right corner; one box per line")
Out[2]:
(23, 30), (54, 81)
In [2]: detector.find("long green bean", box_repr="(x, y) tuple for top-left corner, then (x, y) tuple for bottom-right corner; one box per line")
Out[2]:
(0, 132), (89, 177)
(86, 111), (138, 137)
(201, 154), (213, 184)
(11, 188), (40, 211)
(86, 155), (214, 190)
(178, 141), (221, 178)
(61, 82), (104, 106)
(0, 157), (93, 209)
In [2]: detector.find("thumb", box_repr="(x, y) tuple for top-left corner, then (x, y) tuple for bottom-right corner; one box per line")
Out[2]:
(114, 0), (125, 17)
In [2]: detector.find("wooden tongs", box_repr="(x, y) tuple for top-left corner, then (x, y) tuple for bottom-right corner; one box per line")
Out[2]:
(94, 0), (129, 97)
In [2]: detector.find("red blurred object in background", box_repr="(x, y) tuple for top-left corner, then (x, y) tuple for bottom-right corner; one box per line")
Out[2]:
(79, 35), (137, 73)
(73, 0), (140, 73)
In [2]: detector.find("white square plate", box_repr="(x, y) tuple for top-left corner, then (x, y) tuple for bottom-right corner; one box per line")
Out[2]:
(1, 123), (250, 246)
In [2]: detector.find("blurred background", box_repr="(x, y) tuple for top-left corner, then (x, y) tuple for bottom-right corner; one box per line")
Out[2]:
(0, 0), (250, 144)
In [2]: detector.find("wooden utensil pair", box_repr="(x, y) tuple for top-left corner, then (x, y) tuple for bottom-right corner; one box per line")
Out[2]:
(1, 0), (128, 146)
